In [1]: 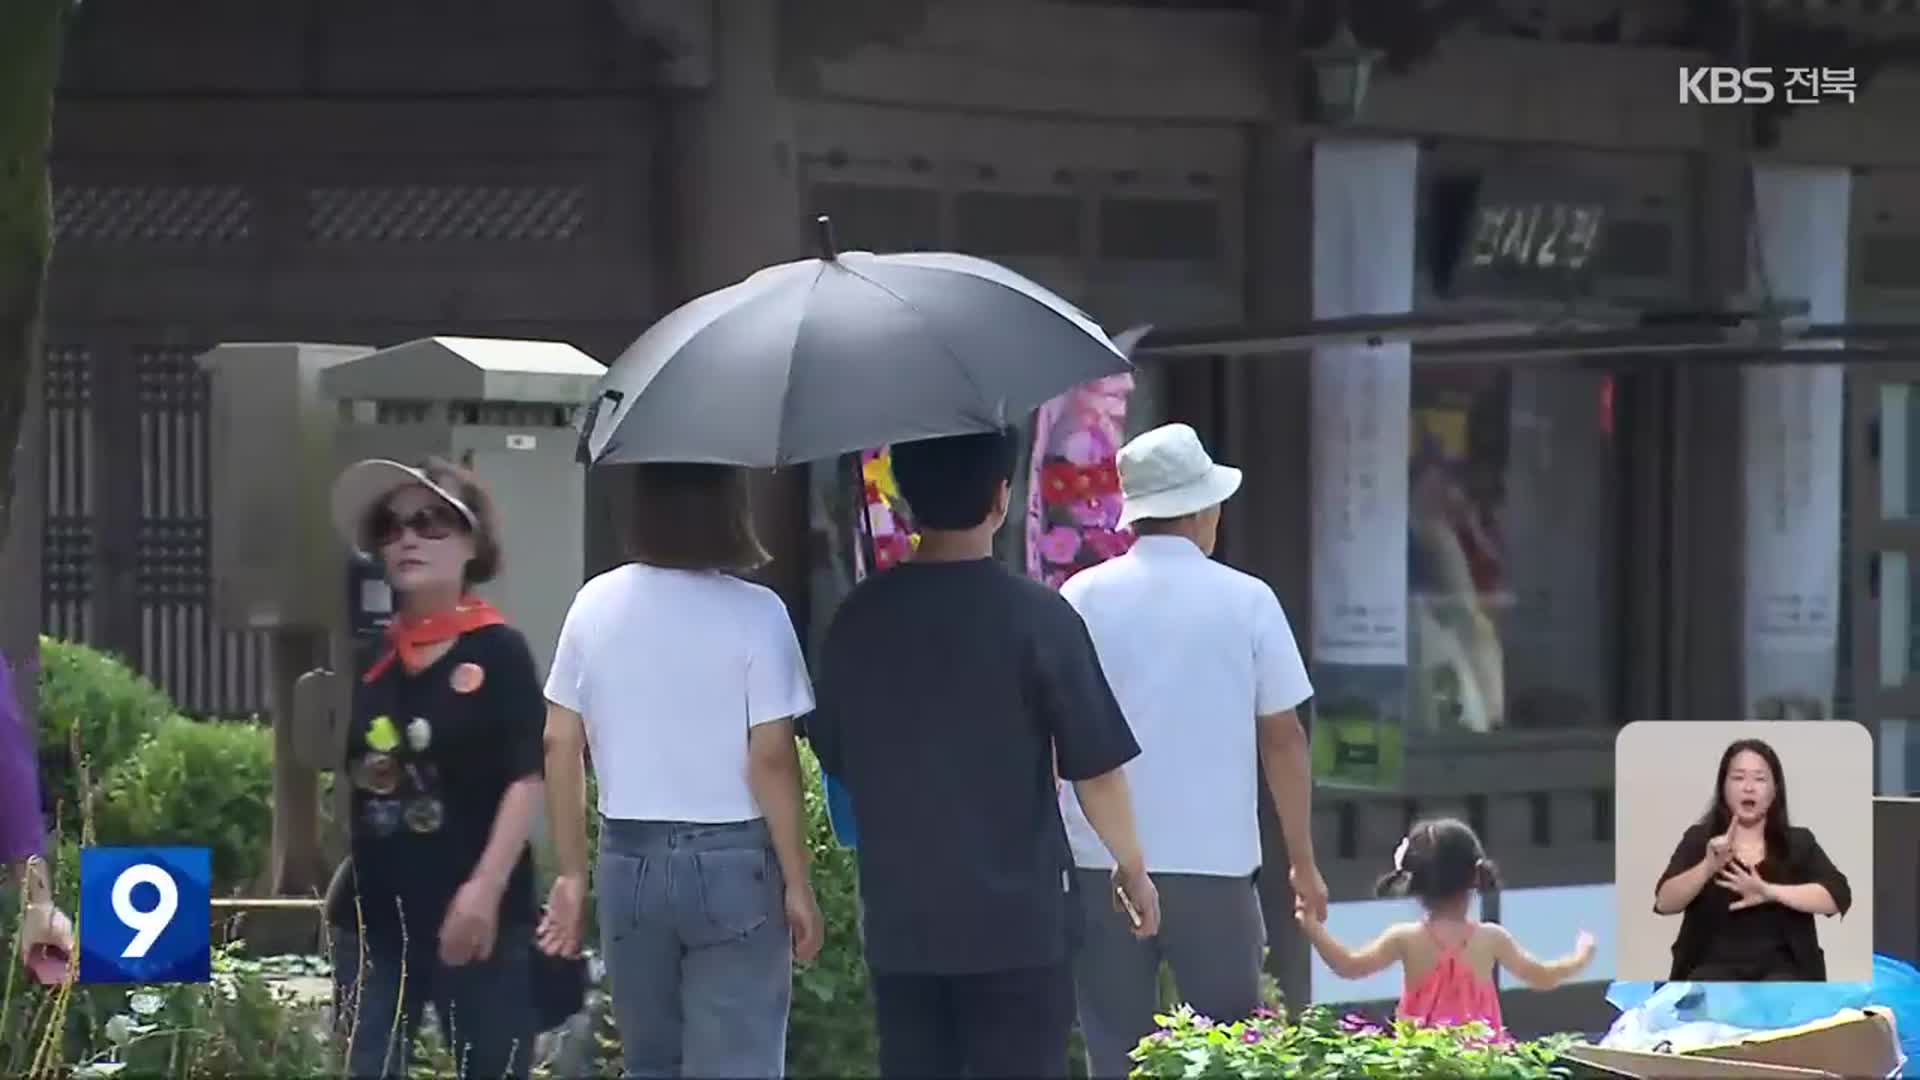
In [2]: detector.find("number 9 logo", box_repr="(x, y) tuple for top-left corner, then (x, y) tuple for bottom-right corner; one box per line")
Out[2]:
(111, 863), (180, 959)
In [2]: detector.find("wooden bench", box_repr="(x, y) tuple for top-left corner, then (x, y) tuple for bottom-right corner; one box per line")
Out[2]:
(210, 897), (327, 956)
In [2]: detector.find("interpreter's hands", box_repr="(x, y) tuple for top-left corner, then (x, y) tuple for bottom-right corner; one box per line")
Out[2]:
(19, 902), (74, 985)
(1705, 820), (1737, 871)
(440, 877), (503, 967)
(1112, 863), (1160, 939)
(1291, 862), (1330, 924)
(1571, 930), (1597, 968)
(1717, 859), (1774, 911)
(785, 881), (825, 965)
(536, 873), (589, 959)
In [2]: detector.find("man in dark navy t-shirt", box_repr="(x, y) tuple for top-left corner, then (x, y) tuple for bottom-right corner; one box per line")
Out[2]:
(807, 430), (1159, 1078)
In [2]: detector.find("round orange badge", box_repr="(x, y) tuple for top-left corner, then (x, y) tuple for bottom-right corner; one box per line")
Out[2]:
(449, 662), (486, 694)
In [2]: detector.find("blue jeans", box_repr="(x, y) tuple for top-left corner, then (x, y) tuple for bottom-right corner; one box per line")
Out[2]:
(331, 923), (535, 1079)
(597, 818), (792, 1079)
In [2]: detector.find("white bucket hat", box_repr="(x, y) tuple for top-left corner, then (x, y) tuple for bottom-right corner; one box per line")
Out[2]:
(330, 459), (478, 556)
(1116, 423), (1243, 528)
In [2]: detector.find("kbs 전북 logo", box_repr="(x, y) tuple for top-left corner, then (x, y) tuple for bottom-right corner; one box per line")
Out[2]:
(1678, 66), (1858, 105)
(77, 846), (212, 985)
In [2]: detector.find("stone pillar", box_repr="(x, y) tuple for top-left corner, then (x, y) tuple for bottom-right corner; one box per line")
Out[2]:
(1241, 120), (1315, 1011)
(667, 0), (809, 616)
(1670, 117), (1752, 725)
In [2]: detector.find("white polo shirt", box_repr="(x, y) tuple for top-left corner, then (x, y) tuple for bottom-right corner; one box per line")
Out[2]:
(1058, 534), (1313, 877)
(544, 563), (814, 823)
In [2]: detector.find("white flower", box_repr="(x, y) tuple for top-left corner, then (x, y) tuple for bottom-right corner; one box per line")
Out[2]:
(128, 991), (164, 1017)
(74, 1064), (128, 1078)
(103, 1015), (134, 1045)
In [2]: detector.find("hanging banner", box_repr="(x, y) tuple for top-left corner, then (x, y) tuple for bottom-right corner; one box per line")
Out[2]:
(1026, 374), (1136, 589)
(1309, 138), (1418, 790)
(1744, 165), (1849, 721)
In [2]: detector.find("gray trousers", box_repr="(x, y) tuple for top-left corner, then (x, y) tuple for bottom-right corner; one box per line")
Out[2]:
(597, 818), (792, 1079)
(1072, 869), (1266, 1079)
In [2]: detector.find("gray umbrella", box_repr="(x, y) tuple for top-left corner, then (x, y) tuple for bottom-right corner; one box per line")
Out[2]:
(577, 221), (1133, 467)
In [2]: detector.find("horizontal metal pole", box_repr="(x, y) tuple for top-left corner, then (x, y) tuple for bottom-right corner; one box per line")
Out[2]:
(1137, 310), (1920, 363)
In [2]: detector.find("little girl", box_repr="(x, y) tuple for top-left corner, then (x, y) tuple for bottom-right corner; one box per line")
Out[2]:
(1294, 817), (1596, 1035)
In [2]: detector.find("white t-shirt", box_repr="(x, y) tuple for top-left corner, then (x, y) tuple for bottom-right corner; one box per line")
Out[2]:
(544, 563), (814, 823)
(1058, 535), (1313, 877)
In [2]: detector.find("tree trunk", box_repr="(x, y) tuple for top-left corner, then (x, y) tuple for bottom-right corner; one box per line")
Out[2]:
(0, 1), (66, 732)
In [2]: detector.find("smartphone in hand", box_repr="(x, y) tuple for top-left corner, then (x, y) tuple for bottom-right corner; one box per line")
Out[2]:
(1114, 883), (1143, 930)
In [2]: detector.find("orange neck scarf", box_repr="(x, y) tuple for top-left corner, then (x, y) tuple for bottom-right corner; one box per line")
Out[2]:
(363, 596), (506, 683)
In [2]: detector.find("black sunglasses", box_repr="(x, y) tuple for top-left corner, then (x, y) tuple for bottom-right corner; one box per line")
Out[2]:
(368, 504), (469, 547)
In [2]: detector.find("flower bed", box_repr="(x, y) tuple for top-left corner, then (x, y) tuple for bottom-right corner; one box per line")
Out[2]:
(1130, 1005), (1578, 1079)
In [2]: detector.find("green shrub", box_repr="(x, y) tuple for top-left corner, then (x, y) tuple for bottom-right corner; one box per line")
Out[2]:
(786, 741), (878, 1077)
(35, 636), (177, 820)
(94, 715), (276, 894)
(1130, 1004), (1577, 1079)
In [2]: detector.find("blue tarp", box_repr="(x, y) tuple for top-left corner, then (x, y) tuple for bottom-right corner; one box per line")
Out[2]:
(1606, 954), (1920, 1072)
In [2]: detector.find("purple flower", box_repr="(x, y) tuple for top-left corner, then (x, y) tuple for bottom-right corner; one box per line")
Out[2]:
(1252, 1006), (1278, 1020)
(1062, 427), (1116, 467)
(1340, 1013), (1384, 1035)
(1241, 1029), (1262, 1044)
(1084, 527), (1134, 561)
(1037, 526), (1082, 565)
(1146, 1029), (1170, 1042)
(1068, 493), (1123, 529)
(1192, 1015), (1214, 1031)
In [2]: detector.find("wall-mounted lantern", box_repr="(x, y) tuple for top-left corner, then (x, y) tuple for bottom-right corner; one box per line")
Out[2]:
(1305, 16), (1383, 126)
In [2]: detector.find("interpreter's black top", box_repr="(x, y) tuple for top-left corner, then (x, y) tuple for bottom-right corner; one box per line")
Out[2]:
(327, 624), (545, 947)
(1657, 823), (1852, 981)
(805, 557), (1142, 976)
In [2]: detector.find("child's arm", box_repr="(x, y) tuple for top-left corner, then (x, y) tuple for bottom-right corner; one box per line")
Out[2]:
(1296, 911), (1407, 980)
(1487, 926), (1595, 991)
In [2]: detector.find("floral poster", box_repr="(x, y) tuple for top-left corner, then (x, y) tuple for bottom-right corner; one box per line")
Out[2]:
(1026, 373), (1136, 589)
(858, 447), (917, 574)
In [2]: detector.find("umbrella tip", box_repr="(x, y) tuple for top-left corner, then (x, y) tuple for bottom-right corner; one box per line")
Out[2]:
(815, 215), (838, 261)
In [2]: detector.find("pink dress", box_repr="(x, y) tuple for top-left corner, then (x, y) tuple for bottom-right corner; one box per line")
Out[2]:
(1397, 921), (1506, 1036)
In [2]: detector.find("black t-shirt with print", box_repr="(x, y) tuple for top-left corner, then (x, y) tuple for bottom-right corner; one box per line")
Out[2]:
(805, 557), (1142, 975)
(328, 624), (545, 944)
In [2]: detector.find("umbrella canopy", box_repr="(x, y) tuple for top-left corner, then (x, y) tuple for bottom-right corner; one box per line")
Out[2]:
(578, 230), (1132, 467)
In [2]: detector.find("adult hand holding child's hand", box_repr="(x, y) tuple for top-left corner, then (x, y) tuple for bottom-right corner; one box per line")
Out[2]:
(1293, 895), (1322, 931)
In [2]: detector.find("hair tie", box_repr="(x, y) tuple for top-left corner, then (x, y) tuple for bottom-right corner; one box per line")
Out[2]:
(1393, 836), (1411, 873)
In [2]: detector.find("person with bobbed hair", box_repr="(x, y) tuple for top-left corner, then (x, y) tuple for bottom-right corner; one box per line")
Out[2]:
(536, 462), (822, 1079)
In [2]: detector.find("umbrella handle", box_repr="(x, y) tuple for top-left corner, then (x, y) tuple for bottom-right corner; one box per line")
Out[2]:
(575, 389), (626, 465)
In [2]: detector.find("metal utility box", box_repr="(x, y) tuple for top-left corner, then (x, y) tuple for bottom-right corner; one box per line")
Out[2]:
(201, 343), (376, 631)
(320, 336), (606, 679)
